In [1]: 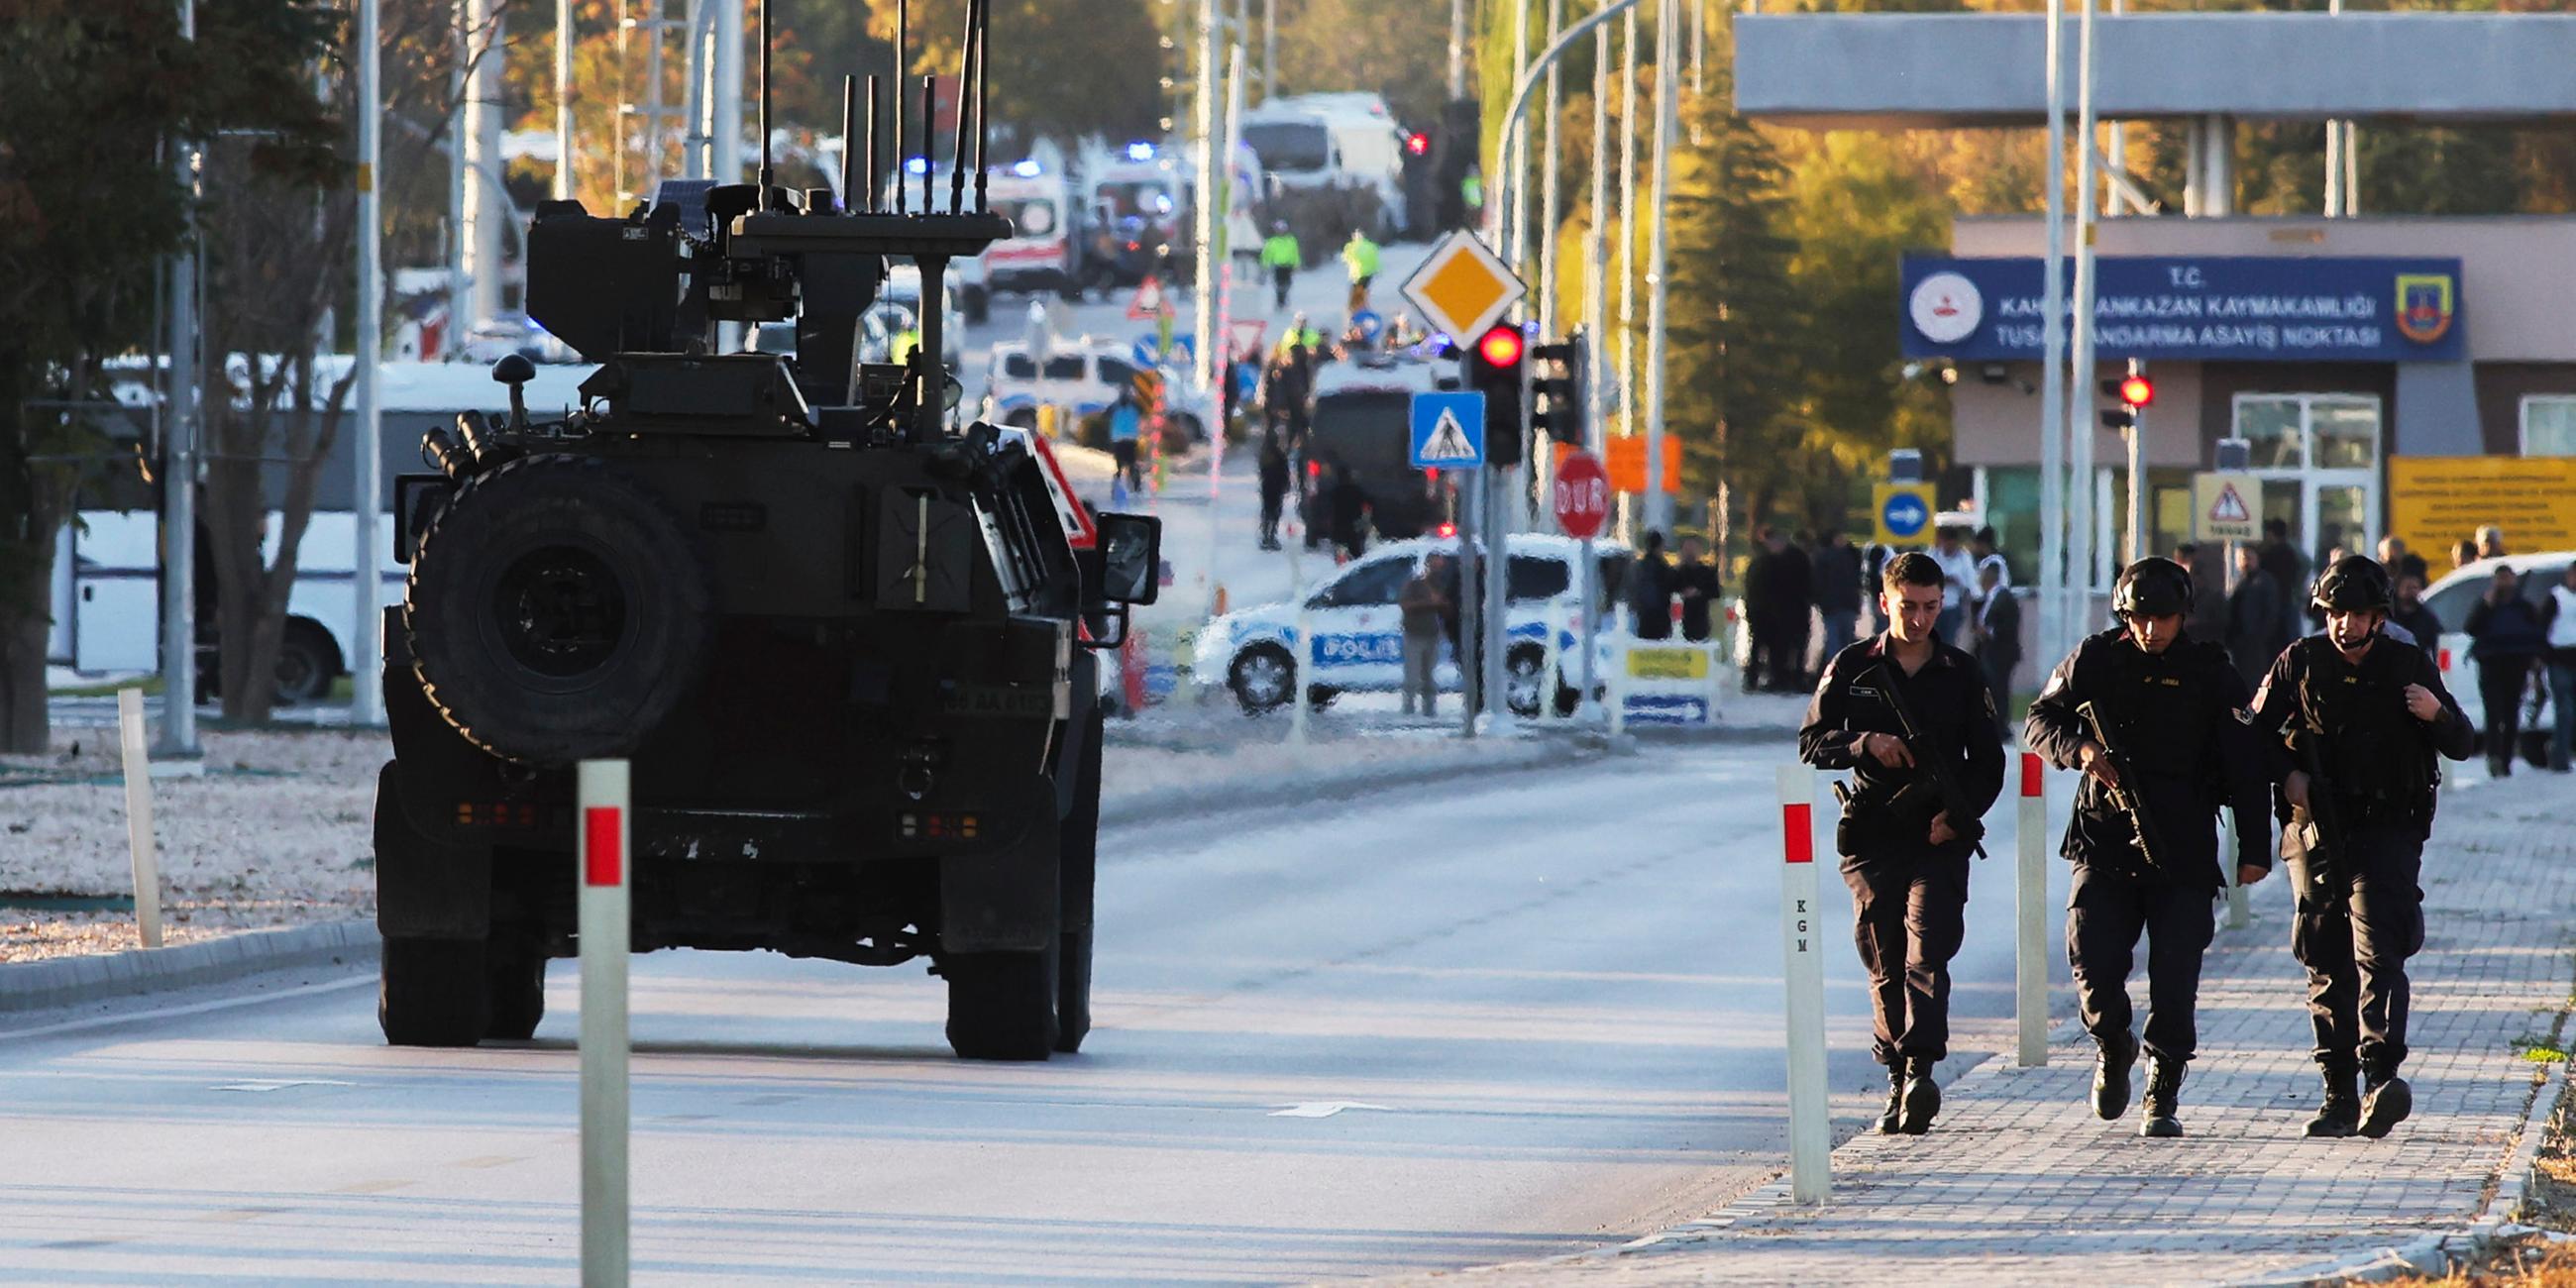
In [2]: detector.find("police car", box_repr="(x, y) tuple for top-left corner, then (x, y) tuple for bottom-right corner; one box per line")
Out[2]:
(1194, 533), (1629, 715)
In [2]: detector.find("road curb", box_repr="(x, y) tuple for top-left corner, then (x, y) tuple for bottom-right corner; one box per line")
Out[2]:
(0, 919), (378, 1018)
(1099, 733), (1603, 829)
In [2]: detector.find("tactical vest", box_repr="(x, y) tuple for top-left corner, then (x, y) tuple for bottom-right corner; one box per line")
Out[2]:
(2292, 636), (2438, 828)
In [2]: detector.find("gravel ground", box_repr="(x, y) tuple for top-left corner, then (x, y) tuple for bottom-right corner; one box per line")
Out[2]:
(0, 708), (1498, 963)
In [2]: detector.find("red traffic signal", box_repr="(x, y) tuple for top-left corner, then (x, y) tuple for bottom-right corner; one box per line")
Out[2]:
(1405, 131), (1431, 157)
(2119, 375), (2154, 407)
(1475, 324), (1524, 369)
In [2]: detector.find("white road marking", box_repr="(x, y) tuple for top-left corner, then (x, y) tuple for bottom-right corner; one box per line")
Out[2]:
(214, 1078), (357, 1093)
(1267, 1101), (1393, 1119)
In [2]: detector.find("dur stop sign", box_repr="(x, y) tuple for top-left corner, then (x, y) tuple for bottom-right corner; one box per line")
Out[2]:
(1553, 451), (1610, 540)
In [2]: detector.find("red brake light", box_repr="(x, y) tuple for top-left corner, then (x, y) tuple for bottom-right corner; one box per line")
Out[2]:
(1477, 326), (1523, 368)
(2119, 375), (2155, 407)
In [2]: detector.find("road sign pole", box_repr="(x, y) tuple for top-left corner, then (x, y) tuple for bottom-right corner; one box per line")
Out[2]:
(1459, 481), (1482, 738)
(1483, 464), (1514, 731)
(2040, 0), (2068, 670)
(117, 688), (164, 950)
(578, 759), (631, 1288)
(1777, 763), (1830, 1206)
(1578, 536), (1597, 717)
(2016, 752), (2049, 1066)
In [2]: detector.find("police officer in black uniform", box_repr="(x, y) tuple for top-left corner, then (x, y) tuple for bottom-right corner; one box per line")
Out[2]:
(2023, 558), (2274, 1138)
(2248, 555), (2474, 1138)
(1799, 551), (2006, 1135)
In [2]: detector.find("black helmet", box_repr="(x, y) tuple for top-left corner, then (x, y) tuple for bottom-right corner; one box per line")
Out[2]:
(2312, 554), (2395, 614)
(2112, 557), (2194, 619)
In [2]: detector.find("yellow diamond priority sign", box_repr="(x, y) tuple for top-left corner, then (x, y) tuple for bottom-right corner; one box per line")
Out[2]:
(1400, 232), (1527, 343)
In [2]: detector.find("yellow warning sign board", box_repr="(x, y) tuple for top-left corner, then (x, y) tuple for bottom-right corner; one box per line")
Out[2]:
(1399, 232), (1527, 342)
(2390, 457), (2576, 562)
(1627, 645), (1712, 681)
(2191, 471), (2260, 542)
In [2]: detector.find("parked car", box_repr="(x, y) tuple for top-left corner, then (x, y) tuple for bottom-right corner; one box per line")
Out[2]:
(2423, 551), (2573, 768)
(1193, 534), (1630, 716)
(987, 338), (1213, 443)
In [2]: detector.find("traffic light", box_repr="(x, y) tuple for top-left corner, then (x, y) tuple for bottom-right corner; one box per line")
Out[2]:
(1405, 131), (1431, 157)
(2099, 363), (2152, 430)
(1530, 332), (1588, 445)
(1461, 320), (1525, 468)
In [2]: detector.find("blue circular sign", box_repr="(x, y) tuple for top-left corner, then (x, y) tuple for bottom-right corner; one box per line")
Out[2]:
(1351, 310), (1385, 342)
(1882, 490), (1930, 540)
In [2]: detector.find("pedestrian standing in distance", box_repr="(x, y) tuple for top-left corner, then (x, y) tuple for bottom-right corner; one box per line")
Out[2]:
(1260, 220), (1301, 311)
(1256, 422), (1290, 551)
(1931, 526), (1980, 647)
(1771, 531), (1816, 691)
(2247, 556), (2475, 1139)
(1798, 552), (2007, 1135)
(1814, 530), (1864, 660)
(1741, 528), (1777, 686)
(2464, 563), (2545, 778)
(1107, 382), (1146, 494)
(1971, 527), (2009, 609)
(2376, 535), (2411, 575)
(2478, 525), (2510, 561)
(1399, 555), (1449, 718)
(2177, 542), (2230, 647)
(2390, 571), (2444, 664)
(1673, 535), (1724, 644)
(2450, 537), (2479, 573)
(2261, 518), (2308, 652)
(2227, 545), (2283, 691)
(2023, 558), (2274, 1138)
(1435, 550), (1469, 709)
(1630, 531), (1675, 641)
(1973, 560), (2021, 744)
(1341, 228), (1381, 312)
(1860, 542), (1893, 636)
(2541, 563), (2576, 773)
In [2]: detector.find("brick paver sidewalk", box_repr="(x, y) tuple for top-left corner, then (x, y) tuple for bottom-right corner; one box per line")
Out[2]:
(1380, 775), (2576, 1286)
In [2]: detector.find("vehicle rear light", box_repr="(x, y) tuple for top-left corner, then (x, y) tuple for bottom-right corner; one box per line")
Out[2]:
(899, 811), (982, 840)
(1307, 461), (1321, 478)
(455, 801), (546, 828)
(1438, 523), (1456, 538)
(1425, 468), (1440, 483)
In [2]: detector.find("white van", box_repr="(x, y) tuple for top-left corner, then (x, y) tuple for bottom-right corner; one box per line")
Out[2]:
(1239, 93), (1410, 240)
(50, 360), (596, 702)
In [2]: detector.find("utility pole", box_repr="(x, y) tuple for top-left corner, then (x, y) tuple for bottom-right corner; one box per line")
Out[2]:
(1448, 0), (1465, 100)
(462, 0), (505, 329)
(555, 0), (575, 200)
(1263, 0), (1277, 102)
(1616, 4), (1638, 544)
(2068, 0), (2099, 615)
(352, 0), (385, 727)
(1535, 0), (1562, 527)
(1643, 0), (1676, 536)
(156, 0), (202, 759)
(712, 0), (744, 184)
(1587, 5), (1610, 471)
(1194, 0), (1219, 414)
(2039, 0), (2067, 666)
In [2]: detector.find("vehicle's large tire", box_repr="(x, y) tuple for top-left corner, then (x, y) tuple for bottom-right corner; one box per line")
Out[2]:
(484, 936), (548, 1041)
(272, 619), (340, 705)
(1505, 645), (1549, 718)
(1054, 931), (1093, 1055)
(1229, 643), (1294, 715)
(405, 455), (713, 764)
(379, 936), (491, 1047)
(1054, 706), (1102, 1055)
(943, 949), (1058, 1061)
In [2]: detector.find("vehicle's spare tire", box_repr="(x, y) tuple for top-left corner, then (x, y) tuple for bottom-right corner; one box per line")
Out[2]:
(405, 454), (712, 764)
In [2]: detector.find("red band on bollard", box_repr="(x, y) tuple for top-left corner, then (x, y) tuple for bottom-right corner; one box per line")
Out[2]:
(1782, 803), (1813, 864)
(2021, 752), (2044, 798)
(585, 806), (621, 888)
(2438, 647), (2452, 673)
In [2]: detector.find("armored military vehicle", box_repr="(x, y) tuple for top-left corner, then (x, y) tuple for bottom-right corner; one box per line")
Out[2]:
(374, 11), (1155, 1060)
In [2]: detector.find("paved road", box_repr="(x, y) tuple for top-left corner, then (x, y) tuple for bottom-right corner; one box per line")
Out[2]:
(0, 742), (2071, 1285)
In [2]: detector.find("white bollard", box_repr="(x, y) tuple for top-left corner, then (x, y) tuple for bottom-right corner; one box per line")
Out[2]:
(2438, 647), (2459, 796)
(1776, 763), (1830, 1205)
(1289, 604), (1312, 746)
(577, 760), (631, 1288)
(115, 688), (163, 949)
(2015, 752), (2048, 1066)
(1607, 636), (1628, 738)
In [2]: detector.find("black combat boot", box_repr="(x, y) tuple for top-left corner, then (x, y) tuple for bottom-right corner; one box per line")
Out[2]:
(1898, 1056), (1942, 1135)
(2138, 1054), (2185, 1138)
(1876, 1063), (1907, 1135)
(2304, 1066), (2361, 1138)
(2092, 1030), (2139, 1121)
(2359, 1065), (2414, 1139)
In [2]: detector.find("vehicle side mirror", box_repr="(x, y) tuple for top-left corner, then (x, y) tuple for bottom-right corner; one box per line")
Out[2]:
(1095, 512), (1161, 605)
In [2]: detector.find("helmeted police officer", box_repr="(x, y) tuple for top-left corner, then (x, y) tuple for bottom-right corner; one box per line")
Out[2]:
(2248, 555), (2474, 1138)
(1799, 551), (2006, 1134)
(2023, 558), (2274, 1137)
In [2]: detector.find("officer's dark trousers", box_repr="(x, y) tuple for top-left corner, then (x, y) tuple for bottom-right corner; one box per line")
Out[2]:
(2066, 860), (2216, 1063)
(2286, 823), (2426, 1075)
(1842, 849), (1972, 1067)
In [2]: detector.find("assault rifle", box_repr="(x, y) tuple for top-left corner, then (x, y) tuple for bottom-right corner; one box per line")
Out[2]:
(1866, 661), (1986, 857)
(2290, 727), (2353, 899)
(2076, 699), (2169, 872)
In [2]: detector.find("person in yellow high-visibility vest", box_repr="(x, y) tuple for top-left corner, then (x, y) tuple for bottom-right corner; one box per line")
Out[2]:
(1259, 221), (1302, 312)
(1342, 229), (1381, 313)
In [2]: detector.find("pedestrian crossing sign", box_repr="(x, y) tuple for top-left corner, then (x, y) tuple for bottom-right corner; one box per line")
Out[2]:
(1410, 391), (1486, 470)
(2193, 470), (2260, 541)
